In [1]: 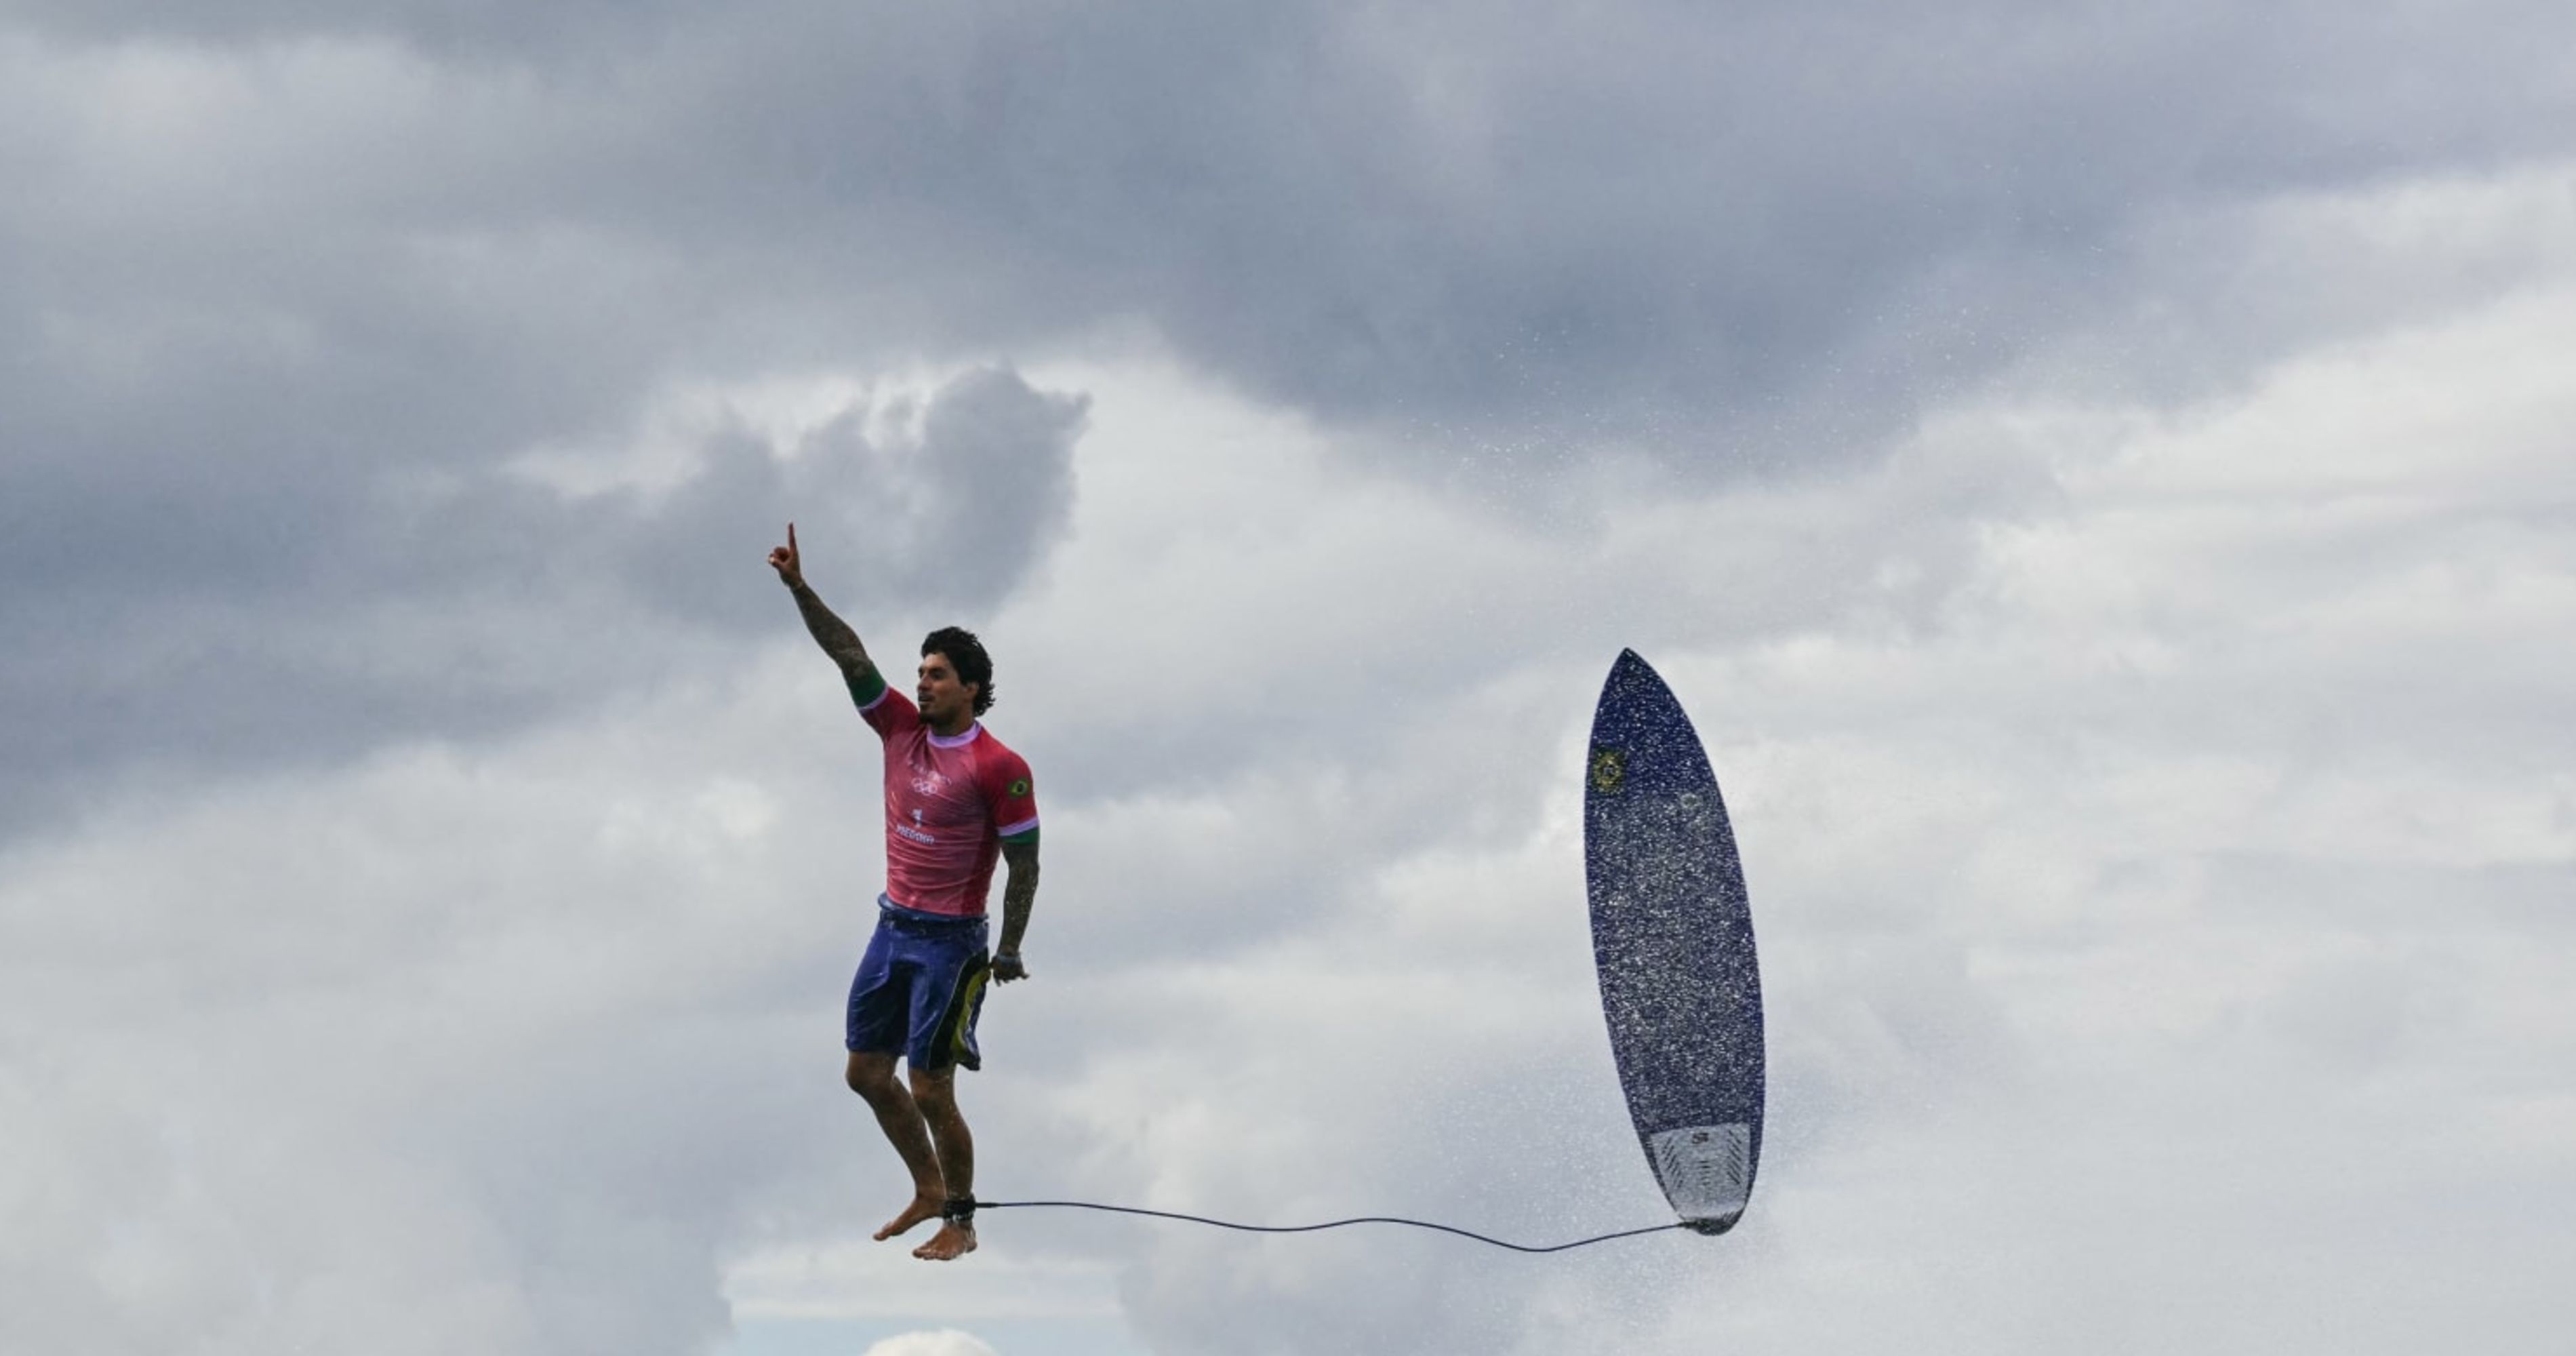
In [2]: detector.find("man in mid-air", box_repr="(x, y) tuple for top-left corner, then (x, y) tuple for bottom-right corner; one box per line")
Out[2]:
(769, 523), (1041, 1263)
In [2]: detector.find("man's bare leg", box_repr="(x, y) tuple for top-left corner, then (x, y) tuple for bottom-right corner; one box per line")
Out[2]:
(908, 1066), (978, 1261)
(845, 1052), (946, 1239)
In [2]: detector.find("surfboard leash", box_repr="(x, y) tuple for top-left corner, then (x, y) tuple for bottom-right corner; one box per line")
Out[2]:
(966, 1199), (1689, 1253)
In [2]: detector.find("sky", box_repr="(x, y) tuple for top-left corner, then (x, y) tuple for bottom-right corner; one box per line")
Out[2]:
(3, 2), (2573, 1353)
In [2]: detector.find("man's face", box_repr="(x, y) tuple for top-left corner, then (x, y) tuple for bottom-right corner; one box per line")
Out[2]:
(917, 652), (978, 727)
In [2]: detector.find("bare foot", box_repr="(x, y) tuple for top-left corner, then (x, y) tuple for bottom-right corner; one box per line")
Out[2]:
(912, 1220), (978, 1261)
(873, 1193), (944, 1241)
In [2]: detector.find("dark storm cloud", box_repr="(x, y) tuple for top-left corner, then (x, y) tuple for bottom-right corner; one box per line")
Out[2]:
(13, 0), (2573, 470)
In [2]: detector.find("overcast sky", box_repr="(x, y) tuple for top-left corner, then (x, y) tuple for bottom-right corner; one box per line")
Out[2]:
(4, 3), (2573, 1353)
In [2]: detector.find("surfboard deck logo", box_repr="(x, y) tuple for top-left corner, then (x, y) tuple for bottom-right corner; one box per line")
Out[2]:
(1590, 749), (1627, 793)
(1583, 649), (1765, 1235)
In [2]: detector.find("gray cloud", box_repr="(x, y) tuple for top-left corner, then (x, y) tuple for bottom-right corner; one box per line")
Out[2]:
(4, 6), (2575, 1353)
(615, 366), (1087, 622)
(9, 1), (2574, 484)
(6, 279), (2573, 1352)
(0, 365), (1083, 835)
(7, 0), (2571, 821)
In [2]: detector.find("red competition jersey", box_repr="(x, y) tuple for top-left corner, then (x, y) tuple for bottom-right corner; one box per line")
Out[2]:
(858, 686), (1039, 917)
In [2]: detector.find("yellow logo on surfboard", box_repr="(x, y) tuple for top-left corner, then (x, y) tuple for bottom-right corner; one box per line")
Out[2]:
(1590, 749), (1626, 793)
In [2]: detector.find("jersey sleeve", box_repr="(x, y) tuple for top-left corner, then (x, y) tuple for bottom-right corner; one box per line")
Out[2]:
(983, 749), (1040, 843)
(855, 676), (919, 740)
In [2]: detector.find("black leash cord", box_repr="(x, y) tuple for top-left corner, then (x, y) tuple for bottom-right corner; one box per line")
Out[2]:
(971, 1199), (1687, 1254)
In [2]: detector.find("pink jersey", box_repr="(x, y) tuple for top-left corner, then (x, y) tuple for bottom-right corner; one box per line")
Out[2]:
(858, 686), (1039, 918)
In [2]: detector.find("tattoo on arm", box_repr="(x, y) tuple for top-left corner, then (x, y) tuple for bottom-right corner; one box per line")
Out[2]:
(998, 839), (1040, 955)
(788, 580), (877, 683)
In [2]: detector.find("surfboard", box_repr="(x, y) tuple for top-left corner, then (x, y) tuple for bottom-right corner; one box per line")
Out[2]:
(1583, 649), (1764, 1235)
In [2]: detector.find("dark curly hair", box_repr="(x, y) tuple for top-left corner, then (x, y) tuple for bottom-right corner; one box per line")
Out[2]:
(921, 626), (996, 716)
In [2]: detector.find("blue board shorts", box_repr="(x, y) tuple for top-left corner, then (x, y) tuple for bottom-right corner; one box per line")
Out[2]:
(847, 896), (992, 1072)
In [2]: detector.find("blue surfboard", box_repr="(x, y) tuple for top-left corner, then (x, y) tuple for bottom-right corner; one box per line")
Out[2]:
(1584, 650), (1764, 1234)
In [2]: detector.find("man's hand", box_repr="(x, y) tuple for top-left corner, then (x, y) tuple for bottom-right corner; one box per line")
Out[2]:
(768, 522), (804, 587)
(992, 953), (1029, 983)
(775, 525), (877, 679)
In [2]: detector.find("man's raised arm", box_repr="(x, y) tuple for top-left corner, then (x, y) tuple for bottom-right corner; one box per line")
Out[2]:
(769, 523), (882, 690)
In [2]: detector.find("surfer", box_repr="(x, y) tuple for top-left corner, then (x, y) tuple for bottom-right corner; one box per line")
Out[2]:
(769, 523), (1043, 1262)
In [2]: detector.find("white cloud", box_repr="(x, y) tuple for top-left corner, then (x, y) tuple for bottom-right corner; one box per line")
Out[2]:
(862, 1332), (999, 1356)
(22, 201), (2576, 1344)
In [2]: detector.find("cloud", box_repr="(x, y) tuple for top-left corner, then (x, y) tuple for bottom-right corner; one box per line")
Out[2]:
(10, 1), (2575, 487)
(0, 363), (1083, 836)
(4, 5), (2574, 1355)
(9, 254), (2574, 1350)
(0, 664), (929, 1355)
(5, 3), (2569, 828)
(947, 191), (2576, 1351)
(862, 1332), (999, 1356)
